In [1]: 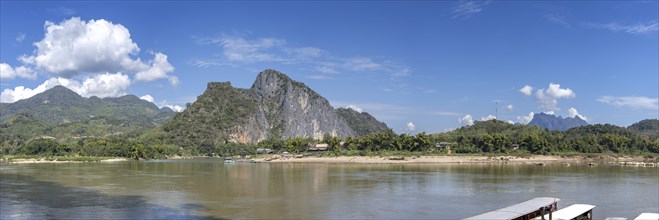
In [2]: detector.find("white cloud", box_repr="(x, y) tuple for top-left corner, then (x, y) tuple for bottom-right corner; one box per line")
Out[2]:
(346, 105), (363, 113)
(406, 122), (416, 132)
(459, 114), (474, 127)
(507, 120), (514, 124)
(481, 114), (497, 121)
(139, 94), (154, 103)
(138, 94), (184, 112)
(285, 47), (324, 59)
(0, 63), (37, 80)
(519, 85), (533, 96)
(534, 83), (575, 111)
(598, 96), (658, 111)
(196, 35), (412, 78)
(158, 100), (184, 112)
(345, 57), (381, 72)
(135, 53), (177, 85)
(517, 112), (535, 125)
(451, 0), (491, 19)
(543, 111), (555, 115)
(545, 14), (572, 28)
(201, 35), (286, 63)
(567, 107), (587, 121)
(506, 104), (513, 111)
(314, 66), (337, 74)
(582, 20), (658, 35)
(0, 73), (130, 103)
(306, 75), (333, 80)
(19, 17), (175, 84)
(16, 33), (26, 43)
(78, 73), (131, 98)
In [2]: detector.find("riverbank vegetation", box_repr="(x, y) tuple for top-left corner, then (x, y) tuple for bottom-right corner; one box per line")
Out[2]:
(2, 119), (657, 160)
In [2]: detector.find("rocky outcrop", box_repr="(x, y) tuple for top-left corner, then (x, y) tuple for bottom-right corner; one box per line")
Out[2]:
(164, 69), (388, 145)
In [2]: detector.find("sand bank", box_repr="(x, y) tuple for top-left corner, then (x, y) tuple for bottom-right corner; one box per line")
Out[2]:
(253, 155), (658, 166)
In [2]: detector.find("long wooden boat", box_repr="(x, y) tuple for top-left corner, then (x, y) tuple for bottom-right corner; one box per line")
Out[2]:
(465, 197), (560, 220)
(533, 204), (595, 220)
(634, 213), (659, 220)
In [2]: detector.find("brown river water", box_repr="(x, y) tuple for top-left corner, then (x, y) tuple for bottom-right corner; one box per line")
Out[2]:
(1, 159), (657, 219)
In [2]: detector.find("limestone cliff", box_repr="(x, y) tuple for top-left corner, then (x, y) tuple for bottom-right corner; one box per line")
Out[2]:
(163, 69), (388, 145)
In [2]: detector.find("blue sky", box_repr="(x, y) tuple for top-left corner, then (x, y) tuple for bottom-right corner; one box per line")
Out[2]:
(1, 1), (657, 133)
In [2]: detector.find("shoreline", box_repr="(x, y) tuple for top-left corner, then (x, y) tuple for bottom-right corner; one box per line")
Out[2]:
(252, 155), (659, 166)
(2, 155), (657, 166)
(2, 157), (130, 164)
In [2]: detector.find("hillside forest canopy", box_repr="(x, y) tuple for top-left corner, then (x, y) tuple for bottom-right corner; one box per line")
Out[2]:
(2, 113), (657, 159)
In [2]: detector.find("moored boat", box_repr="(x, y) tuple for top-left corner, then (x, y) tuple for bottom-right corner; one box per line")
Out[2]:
(465, 197), (560, 220)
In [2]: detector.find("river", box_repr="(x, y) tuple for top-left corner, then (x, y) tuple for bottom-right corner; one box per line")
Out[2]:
(1, 159), (657, 219)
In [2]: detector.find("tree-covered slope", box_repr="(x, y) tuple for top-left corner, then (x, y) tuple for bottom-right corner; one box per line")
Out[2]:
(335, 107), (390, 136)
(160, 69), (390, 149)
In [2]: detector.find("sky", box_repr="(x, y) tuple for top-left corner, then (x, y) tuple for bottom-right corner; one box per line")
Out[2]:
(1, 1), (657, 134)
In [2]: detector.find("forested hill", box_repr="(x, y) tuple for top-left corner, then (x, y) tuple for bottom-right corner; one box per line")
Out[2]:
(627, 119), (659, 139)
(0, 86), (175, 144)
(161, 69), (390, 147)
(432, 120), (659, 154)
(1, 85), (174, 126)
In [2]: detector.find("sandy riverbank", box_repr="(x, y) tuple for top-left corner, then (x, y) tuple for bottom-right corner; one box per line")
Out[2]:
(253, 155), (658, 166)
(3, 157), (130, 164)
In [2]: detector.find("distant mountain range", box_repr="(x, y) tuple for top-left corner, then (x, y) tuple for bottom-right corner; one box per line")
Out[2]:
(528, 112), (589, 131)
(0, 85), (175, 140)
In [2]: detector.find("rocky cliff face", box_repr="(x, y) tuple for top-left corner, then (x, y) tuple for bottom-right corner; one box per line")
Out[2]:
(250, 70), (354, 140)
(164, 69), (387, 145)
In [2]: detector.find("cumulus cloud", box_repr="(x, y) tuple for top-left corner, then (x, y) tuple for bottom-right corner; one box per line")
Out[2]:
(135, 53), (177, 85)
(534, 83), (575, 111)
(481, 114), (497, 121)
(139, 94), (154, 103)
(0, 63), (37, 80)
(598, 96), (658, 111)
(506, 104), (513, 111)
(162, 104), (184, 112)
(406, 122), (416, 132)
(19, 17), (176, 84)
(507, 120), (515, 124)
(517, 112), (535, 125)
(459, 114), (474, 127)
(158, 100), (184, 112)
(567, 107), (588, 121)
(520, 85), (533, 96)
(138, 94), (184, 112)
(346, 104), (363, 113)
(1, 73), (130, 103)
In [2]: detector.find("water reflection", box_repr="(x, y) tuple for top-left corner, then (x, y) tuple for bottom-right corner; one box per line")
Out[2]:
(0, 173), (223, 219)
(1, 161), (657, 219)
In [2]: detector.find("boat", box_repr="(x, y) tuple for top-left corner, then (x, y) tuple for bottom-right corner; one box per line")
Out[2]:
(533, 204), (595, 220)
(465, 197), (560, 220)
(223, 157), (235, 163)
(634, 213), (659, 220)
